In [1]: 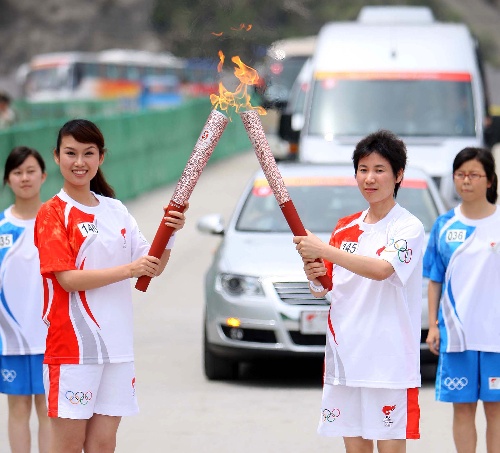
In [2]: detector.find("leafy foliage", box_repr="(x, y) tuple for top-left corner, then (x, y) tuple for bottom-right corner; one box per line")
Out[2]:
(150, 0), (451, 64)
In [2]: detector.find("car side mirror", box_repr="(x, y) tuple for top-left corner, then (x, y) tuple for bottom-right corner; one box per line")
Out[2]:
(278, 112), (301, 144)
(484, 115), (500, 148)
(196, 214), (225, 235)
(291, 113), (305, 132)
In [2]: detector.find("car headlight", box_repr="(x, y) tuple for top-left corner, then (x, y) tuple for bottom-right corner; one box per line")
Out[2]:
(216, 273), (264, 297)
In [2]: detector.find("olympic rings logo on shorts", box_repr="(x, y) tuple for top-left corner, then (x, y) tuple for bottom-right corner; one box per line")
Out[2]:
(322, 408), (341, 422)
(65, 391), (93, 405)
(1, 369), (17, 382)
(444, 377), (469, 390)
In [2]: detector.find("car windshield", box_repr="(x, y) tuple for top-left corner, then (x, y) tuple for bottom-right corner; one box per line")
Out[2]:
(263, 56), (309, 103)
(236, 179), (439, 233)
(309, 78), (475, 137)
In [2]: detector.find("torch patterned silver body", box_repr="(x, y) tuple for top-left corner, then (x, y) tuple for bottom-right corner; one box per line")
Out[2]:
(135, 109), (228, 292)
(239, 109), (333, 291)
(170, 109), (229, 208)
(239, 110), (291, 206)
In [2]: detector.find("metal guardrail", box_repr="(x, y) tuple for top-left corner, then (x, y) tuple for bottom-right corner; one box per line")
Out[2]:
(12, 99), (132, 123)
(0, 99), (251, 209)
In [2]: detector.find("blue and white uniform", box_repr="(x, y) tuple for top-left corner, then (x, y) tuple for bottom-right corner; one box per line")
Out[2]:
(424, 206), (500, 353)
(424, 205), (500, 402)
(0, 206), (46, 394)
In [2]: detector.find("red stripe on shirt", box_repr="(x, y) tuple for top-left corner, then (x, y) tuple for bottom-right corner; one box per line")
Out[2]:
(327, 308), (338, 345)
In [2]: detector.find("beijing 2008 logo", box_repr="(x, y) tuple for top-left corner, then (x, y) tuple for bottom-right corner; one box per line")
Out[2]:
(200, 129), (212, 141)
(65, 390), (93, 405)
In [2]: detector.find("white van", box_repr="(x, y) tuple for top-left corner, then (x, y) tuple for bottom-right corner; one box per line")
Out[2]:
(291, 6), (500, 206)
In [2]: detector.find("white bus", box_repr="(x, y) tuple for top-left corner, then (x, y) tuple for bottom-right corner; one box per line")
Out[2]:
(18, 49), (186, 102)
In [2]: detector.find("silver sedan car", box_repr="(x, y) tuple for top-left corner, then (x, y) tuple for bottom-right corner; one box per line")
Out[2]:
(197, 163), (446, 380)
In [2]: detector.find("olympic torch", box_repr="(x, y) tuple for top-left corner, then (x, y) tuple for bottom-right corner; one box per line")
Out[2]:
(239, 110), (333, 291)
(135, 109), (229, 292)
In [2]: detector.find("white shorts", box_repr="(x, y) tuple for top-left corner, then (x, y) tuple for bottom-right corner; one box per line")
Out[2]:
(318, 384), (420, 440)
(43, 362), (139, 419)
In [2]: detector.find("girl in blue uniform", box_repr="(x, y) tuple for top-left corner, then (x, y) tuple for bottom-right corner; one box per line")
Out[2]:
(1, 146), (49, 452)
(424, 147), (500, 453)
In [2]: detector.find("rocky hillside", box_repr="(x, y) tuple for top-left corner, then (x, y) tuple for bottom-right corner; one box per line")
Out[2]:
(1, 0), (500, 102)
(0, 0), (161, 76)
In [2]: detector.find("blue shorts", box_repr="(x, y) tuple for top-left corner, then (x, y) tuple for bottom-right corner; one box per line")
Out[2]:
(0, 354), (45, 395)
(436, 351), (500, 403)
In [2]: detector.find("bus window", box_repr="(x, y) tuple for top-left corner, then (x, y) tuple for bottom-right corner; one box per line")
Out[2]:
(107, 65), (119, 79)
(18, 50), (187, 102)
(126, 66), (140, 80)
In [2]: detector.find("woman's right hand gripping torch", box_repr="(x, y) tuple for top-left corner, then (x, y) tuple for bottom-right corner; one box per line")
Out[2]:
(239, 110), (332, 291)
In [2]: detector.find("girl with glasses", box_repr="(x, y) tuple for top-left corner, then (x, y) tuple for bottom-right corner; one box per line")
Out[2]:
(424, 147), (500, 453)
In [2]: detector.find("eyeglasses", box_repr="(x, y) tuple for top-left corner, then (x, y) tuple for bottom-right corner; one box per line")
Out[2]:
(453, 172), (487, 181)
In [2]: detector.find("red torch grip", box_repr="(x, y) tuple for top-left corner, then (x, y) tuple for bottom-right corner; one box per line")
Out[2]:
(135, 201), (186, 292)
(281, 201), (333, 291)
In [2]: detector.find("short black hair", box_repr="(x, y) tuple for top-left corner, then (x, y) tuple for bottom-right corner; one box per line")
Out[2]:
(352, 130), (407, 198)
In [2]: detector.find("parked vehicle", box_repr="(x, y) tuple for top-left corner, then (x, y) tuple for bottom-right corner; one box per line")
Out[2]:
(277, 58), (313, 159)
(198, 162), (446, 380)
(256, 36), (316, 110)
(139, 74), (182, 109)
(18, 49), (185, 102)
(279, 6), (500, 207)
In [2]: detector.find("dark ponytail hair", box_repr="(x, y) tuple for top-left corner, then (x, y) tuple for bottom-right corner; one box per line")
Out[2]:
(453, 147), (498, 204)
(3, 146), (46, 185)
(55, 119), (115, 198)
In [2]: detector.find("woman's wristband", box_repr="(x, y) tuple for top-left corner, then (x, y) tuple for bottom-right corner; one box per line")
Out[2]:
(165, 233), (176, 250)
(309, 280), (325, 292)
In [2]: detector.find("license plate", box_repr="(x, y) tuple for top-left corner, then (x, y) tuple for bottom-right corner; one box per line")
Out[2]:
(300, 310), (329, 335)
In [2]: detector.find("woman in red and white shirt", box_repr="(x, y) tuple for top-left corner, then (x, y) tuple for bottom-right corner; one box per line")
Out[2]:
(35, 119), (186, 453)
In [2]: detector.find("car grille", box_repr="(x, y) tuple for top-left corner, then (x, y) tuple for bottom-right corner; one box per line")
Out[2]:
(273, 282), (329, 306)
(289, 332), (326, 346)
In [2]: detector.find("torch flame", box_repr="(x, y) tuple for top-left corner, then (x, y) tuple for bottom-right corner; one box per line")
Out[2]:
(217, 50), (225, 73)
(210, 51), (266, 116)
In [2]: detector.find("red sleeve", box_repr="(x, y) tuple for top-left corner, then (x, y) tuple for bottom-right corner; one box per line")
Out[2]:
(35, 201), (77, 274)
(323, 211), (364, 282)
(323, 228), (336, 282)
